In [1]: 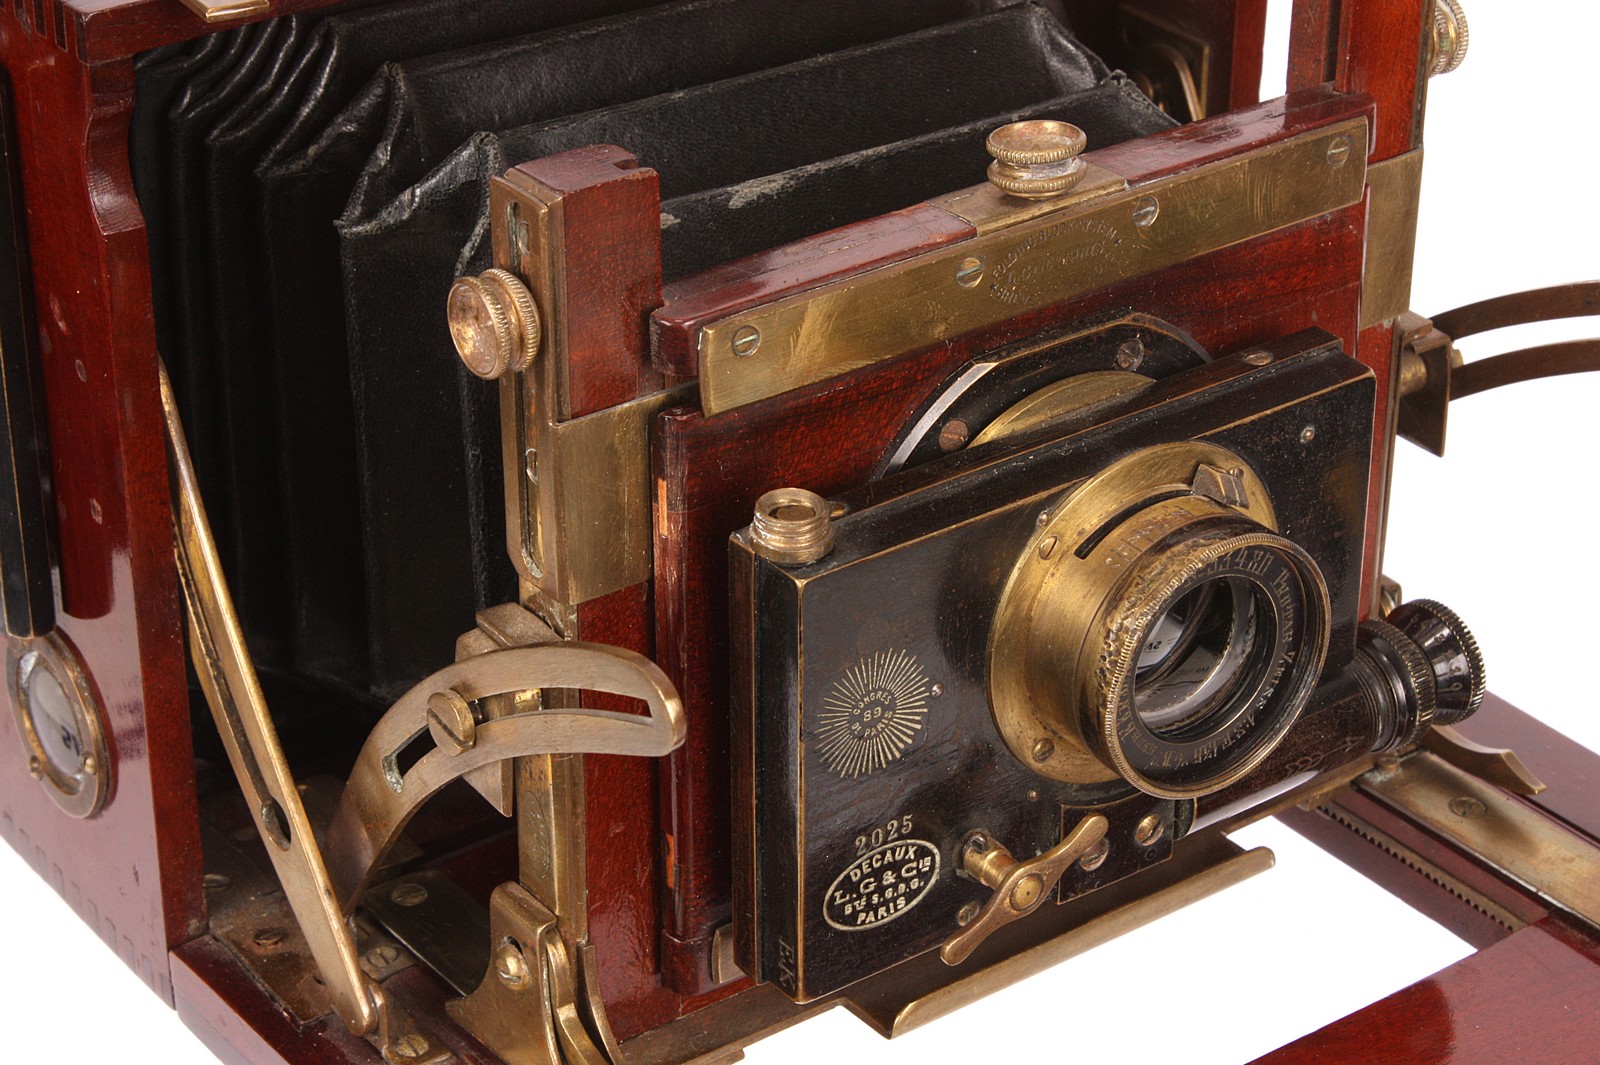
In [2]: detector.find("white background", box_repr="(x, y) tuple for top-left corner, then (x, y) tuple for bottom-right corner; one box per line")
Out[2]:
(2, 3), (1596, 1063)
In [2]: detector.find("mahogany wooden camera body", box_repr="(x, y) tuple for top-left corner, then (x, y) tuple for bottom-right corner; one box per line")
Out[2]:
(2, 2), (1599, 1063)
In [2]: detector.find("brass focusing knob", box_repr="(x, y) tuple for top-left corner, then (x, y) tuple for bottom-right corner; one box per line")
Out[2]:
(940, 815), (1108, 966)
(1428, 0), (1469, 76)
(447, 268), (541, 380)
(986, 120), (1088, 199)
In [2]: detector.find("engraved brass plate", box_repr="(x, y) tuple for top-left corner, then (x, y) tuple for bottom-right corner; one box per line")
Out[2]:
(697, 117), (1368, 415)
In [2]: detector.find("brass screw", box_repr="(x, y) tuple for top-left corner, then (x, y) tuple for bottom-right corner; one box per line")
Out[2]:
(1116, 337), (1145, 371)
(390, 1034), (430, 1061)
(495, 940), (532, 991)
(957, 901), (980, 927)
(986, 120), (1088, 199)
(365, 944), (403, 970)
(955, 257), (985, 288)
(447, 268), (541, 380)
(27, 756), (42, 779)
(1037, 535), (1059, 560)
(1449, 796), (1487, 819)
(1326, 136), (1352, 168)
(1243, 351), (1274, 366)
(390, 882), (429, 908)
(202, 873), (231, 893)
(1079, 837), (1110, 871)
(1428, 0), (1469, 76)
(427, 689), (478, 755)
(1134, 814), (1166, 847)
(1131, 195), (1159, 228)
(1300, 425), (1317, 444)
(930, 684), (944, 698)
(938, 419), (971, 452)
(732, 325), (762, 358)
(253, 927), (286, 949)
(1031, 738), (1055, 763)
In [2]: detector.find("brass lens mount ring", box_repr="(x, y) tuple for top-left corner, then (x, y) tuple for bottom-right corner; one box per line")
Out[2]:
(988, 442), (1331, 798)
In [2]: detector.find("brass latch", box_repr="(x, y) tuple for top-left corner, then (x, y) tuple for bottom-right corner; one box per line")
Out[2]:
(941, 815), (1109, 965)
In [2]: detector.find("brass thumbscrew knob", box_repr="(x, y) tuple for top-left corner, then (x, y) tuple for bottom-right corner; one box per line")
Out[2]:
(940, 813), (1109, 965)
(447, 268), (541, 380)
(986, 120), (1089, 199)
(1428, 0), (1469, 76)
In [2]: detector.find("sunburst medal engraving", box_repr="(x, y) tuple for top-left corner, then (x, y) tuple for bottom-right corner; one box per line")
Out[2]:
(814, 650), (932, 779)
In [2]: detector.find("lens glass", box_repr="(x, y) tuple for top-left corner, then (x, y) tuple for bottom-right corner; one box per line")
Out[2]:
(1133, 576), (1266, 739)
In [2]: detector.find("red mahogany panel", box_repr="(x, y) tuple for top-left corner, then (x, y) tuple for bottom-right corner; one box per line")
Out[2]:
(1253, 920), (1600, 1064)
(0, 7), (203, 1002)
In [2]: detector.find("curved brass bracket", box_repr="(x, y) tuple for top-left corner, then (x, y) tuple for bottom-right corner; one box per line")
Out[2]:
(325, 644), (685, 910)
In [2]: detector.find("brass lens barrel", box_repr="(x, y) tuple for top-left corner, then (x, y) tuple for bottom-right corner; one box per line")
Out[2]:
(989, 446), (1331, 799)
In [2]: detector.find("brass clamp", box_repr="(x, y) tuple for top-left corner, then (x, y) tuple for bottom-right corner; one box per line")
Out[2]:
(940, 814), (1108, 966)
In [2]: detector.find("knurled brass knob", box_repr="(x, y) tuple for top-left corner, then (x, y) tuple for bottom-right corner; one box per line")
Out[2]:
(1428, 0), (1469, 77)
(447, 268), (541, 380)
(986, 120), (1088, 199)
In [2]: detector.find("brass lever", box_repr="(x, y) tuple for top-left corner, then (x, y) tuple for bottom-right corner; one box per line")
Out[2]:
(940, 814), (1108, 966)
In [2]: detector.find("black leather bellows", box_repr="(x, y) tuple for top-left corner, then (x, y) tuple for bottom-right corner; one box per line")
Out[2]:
(130, 0), (1175, 711)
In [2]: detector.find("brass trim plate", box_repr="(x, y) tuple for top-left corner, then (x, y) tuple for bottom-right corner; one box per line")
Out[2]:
(1361, 150), (1424, 329)
(1359, 752), (1600, 929)
(696, 117), (1368, 415)
(179, 0), (270, 23)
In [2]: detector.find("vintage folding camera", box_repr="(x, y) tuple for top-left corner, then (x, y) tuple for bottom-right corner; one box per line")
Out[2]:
(3, 0), (1598, 1062)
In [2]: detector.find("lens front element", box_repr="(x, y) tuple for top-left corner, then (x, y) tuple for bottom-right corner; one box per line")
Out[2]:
(988, 444), (1331, 799)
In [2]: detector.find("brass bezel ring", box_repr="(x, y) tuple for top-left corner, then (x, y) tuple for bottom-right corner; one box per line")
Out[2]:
(988, 442), (1329, 797)
(8, 631), (110, 819)
(1085, 520), (1331, 798)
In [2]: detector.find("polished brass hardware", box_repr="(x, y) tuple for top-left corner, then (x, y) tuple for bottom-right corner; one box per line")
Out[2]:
(324, 640), (685, 910)
(711, 924), (745, 986)
(7, 631), (109, 819)
(967, 369), (1151, 447)
(166, 354), (684, 1053)
(985, 120), (1087, 199)
(1428, 0), (1470, 76)
(178, 0), (269, 23)
(697, 117), (1367, 414)
(1421, 725), (1547, 796)
(987, 441), (1324, 794)
(1356, 752), (1600, 930)
(1361, 150), (1424, 329)
(449, 883), (611, 1065)
(449, 268), (542, 380)
(940, 815), (1109, 965)
(162, 360), (378, 1037)
(502, 382), (692, 605)
(749, 488), (836, 565)
(1395, 311), (1458, 455)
